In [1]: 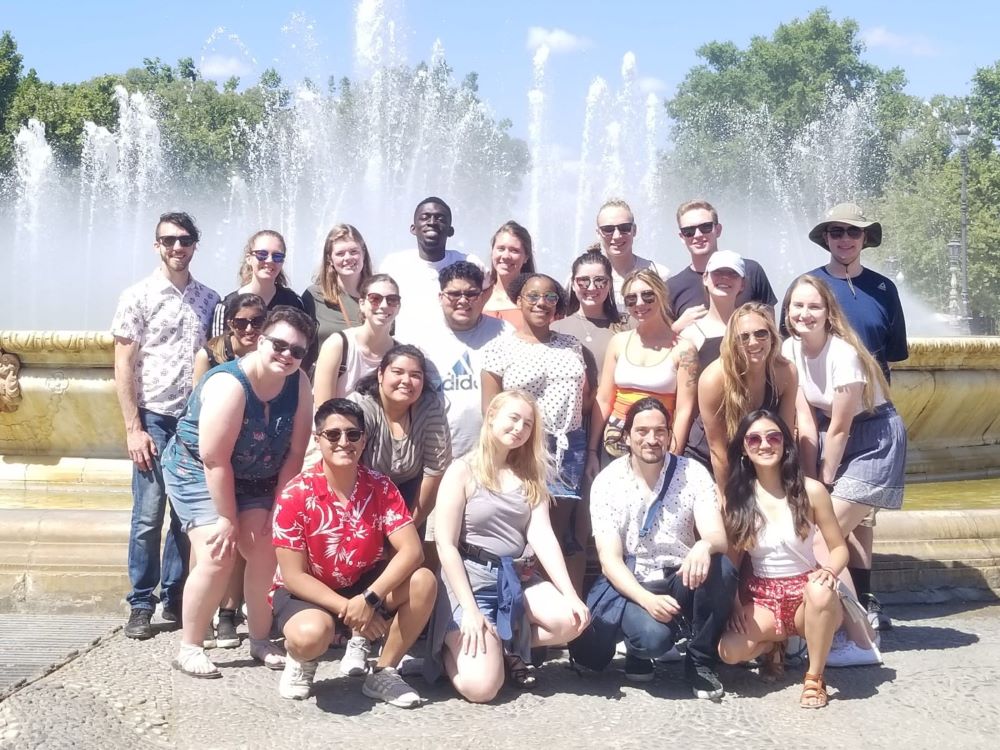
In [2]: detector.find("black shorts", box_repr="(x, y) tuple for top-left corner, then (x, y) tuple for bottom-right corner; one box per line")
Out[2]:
(272, 562), (387, 634)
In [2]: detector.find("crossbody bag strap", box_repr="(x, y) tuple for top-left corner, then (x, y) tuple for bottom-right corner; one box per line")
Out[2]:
(639, 454), (678, 535)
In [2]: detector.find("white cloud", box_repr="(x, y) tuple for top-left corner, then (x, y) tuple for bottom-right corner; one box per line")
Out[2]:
(638, 76), (667, 94)
(199, 54), (253, 80)
(861, 26), (940, 57)
(526, 26), (591, 54)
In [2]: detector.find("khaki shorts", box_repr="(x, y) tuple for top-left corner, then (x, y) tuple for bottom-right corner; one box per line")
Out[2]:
(859, 506), (878, 528)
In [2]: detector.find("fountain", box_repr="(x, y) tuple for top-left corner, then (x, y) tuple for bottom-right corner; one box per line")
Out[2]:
(0, 0), (996, 612)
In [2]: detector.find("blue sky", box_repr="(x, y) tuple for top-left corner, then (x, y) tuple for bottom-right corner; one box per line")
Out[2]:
(1, 0), (996, 146)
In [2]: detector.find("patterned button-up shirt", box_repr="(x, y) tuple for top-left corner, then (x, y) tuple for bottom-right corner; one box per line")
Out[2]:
(110, 269), (220, 417)
(590, 454), (716, 582)
(270, 462), (412, 601)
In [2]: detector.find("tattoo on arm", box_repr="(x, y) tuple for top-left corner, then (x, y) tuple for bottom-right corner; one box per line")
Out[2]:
(678, 345), (700, 387)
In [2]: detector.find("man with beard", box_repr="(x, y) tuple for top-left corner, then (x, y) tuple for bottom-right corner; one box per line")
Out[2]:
(111, 211), (220, 639)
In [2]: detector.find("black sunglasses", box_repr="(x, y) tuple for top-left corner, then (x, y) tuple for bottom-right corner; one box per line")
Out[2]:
(250, 250), (286, 263)
(317, 428), (364, 444)
(598, 222), (634, 237)
(442, 289), (483, 302)
(157, 235), (196, 248)
(574, 275), (610, 289)
(679, 222), (716, 238)
(825, 226), (865, 240)
(231, 315), (266, 332)
(366, 292), (402, 307)
(264, 335), (307, 360)
(623, 290), (657, 307)
(738, 329), (770, 345)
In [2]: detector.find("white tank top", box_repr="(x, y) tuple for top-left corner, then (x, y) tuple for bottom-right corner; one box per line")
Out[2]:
(748, 492), (816, 578)
(335, 329), (383, 397)
(613, 331), (678, 394)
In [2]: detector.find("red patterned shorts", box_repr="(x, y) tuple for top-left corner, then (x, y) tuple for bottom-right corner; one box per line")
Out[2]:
(742, 571), (811, 637)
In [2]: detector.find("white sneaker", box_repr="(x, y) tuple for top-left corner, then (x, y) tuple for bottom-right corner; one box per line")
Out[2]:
(340, 636), (371, 676)
(250, 639), (287, 670)
(362, 666), (422, 708)
(825, 631), (882, 668)
(655, 646), (683, 663)
(279, 655), (317, 700)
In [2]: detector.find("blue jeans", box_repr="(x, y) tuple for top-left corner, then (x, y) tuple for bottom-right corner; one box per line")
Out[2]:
(620, 554), (738, 666)
(126, 409), (189, 611)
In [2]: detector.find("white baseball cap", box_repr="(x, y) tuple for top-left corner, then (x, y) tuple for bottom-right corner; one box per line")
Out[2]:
(704, 250), (746, 277)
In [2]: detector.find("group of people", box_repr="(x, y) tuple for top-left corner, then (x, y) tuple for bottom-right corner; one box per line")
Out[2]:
(111, 194), (907, 711)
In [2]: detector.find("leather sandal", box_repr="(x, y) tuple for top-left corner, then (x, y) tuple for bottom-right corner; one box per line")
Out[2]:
(800, 672), (828, 709)
(504, 653), (537, 689)
(760, 641), (786, 683)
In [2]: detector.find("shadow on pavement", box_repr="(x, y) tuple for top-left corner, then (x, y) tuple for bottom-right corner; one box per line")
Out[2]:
(881, 623), (980, 653)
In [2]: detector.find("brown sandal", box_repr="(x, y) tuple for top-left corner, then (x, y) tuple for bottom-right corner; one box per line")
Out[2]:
(800, 672), (828, 709)
(505, 653), (537, 689)
(760, 641), (786, 683)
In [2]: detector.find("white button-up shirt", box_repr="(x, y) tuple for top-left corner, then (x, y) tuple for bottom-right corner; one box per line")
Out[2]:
(590, 454), (716, 583)
(111, 269), (220, 417)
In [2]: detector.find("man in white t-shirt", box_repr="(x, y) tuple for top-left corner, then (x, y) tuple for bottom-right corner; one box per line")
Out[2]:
(379, 197), (487, 341)
(595, 198), (669, 309)
(420, 261), (510, 458)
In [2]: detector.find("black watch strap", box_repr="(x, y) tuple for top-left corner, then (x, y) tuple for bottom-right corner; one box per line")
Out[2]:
(363, 589), (382, 608)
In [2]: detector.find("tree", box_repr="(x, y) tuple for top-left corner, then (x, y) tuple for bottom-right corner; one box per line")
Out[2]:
(0, 30), (24, 169)
(177, 57), (199, 83)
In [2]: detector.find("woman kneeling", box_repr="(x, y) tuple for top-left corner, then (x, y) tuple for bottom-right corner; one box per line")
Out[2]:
(430, 391), (590, 703)
(717, 410), (848, 709)
(270, 398), (437, 706)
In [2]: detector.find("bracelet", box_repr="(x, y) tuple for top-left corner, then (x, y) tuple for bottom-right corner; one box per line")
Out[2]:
(822, 481), (836, 492)
(821, 566), (837, 577)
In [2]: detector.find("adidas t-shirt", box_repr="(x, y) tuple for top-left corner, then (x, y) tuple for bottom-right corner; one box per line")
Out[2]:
(420, 314), (511, 458)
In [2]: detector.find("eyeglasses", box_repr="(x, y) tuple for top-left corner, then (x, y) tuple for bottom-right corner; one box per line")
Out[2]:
(441, 289), (483, 302)
(744, 430), (784, 451)
(230, 315), (266, 332)
(263, 335), (307, 360)
(574, 275), (610, 290)
(522, 291), (560, 305)
(623, 290), (657, 307)
(317, 428), (364, 444)
(366, 292), (402, 307)
(825, 226), (864, 240)
(598, 222), (634, 237)
(250, 250), (286, 263)
(738, 329), (771, 345)
(157, 235), (196, 248)
(679, 222), (716, 238)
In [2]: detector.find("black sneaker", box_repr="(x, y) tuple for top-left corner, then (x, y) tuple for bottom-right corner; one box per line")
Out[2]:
(862, 593), (892, 631)
(624, 654), (654, 682)
(685, 661), (724, 700)
(124, 608), (153, 640)
(160, 603), (180, 624)
(215, 609), (240, 649)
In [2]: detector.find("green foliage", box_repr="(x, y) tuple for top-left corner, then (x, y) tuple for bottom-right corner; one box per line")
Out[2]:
(0, 30), (24, 169)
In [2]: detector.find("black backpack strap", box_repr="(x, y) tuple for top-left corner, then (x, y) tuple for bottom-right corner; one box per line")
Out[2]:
(337, 330), (348, 377)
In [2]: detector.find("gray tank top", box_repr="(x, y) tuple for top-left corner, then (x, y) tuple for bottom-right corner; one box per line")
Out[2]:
(461, 479), (532, 559)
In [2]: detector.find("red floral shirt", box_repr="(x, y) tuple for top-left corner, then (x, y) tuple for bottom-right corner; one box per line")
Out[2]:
(270, 461), (412, 602)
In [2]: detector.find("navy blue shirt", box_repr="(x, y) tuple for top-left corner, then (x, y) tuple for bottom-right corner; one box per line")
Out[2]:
(667, 258), (777, 318)
(808, 265), (908, 382)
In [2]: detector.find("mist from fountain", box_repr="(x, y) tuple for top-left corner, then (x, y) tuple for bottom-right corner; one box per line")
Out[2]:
(0, 0), (951, 335)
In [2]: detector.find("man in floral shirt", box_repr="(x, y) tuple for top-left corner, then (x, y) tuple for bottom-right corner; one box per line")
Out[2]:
(270, 398), (437, 705)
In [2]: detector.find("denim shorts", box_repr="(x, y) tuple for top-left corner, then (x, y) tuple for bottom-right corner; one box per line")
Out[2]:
(162, 437), (279, 532)
(546, 427), (586, 501)
(446, 585), (501, 633)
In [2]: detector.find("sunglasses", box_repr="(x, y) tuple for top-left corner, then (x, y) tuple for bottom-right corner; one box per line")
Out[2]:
(738, 328), (771, 345)
(679, 222), (716, 238)
(598, 222), (634, 237)
(623, 290), (657, 307)
(522, 291), (560, 305)
(230, 314), (266, 332)
(317, 428), (364, 444)
(263, 335), (307, 360)
(825, 226), (865, 240)
(250, 250), (286, 263)
(574, 275), (610, 289)
(366, 292), (402, 307)
(158, 235), (196, 248)
(442, 289), (483, 302)
(744, 430), (784, 451)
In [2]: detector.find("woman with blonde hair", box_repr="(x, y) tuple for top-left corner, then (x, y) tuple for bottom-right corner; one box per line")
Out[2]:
(429, 390), (590, 702)
(782, 273), (905, 666)
(301, 223), (374, 372)
(211, 230), (304, 337)
(586, 267), (698, 479)
(697, 302), (798, 484)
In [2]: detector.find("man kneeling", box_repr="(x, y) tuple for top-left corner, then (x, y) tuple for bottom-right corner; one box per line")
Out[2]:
(270, 398), (437, 705)
(587, 398), (737, 698)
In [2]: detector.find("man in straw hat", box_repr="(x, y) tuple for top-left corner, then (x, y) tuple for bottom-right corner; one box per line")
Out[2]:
(806, 202), (907, 635)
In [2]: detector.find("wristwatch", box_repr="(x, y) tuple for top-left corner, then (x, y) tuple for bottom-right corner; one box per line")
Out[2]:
(363, 589), (382, 608)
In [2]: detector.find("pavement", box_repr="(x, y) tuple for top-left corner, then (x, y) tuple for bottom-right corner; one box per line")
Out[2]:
(1, 603), (998, 750)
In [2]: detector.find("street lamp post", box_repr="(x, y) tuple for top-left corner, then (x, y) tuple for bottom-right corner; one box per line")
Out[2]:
(955, 125), (971, 332)
(946, 239), (967, 333)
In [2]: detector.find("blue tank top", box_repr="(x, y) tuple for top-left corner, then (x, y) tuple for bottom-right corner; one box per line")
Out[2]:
(174, 358), (299, 480)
